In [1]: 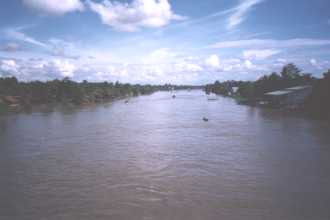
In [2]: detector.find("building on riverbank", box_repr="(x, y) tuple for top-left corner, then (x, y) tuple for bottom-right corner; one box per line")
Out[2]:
(263, 85), (312, 107)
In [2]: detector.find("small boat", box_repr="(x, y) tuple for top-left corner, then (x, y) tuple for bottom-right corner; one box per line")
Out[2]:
(203, 117), (209, 122)
(125, 100), (129, 104)
(172, 95), (176, 99)
(207, 94), (218, 101)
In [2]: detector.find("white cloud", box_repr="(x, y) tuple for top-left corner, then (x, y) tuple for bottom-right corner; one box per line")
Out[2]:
(243, 49), (280, 60)
(221, 59), (242, 71)
(310, 58), (317, 66)
(51, 59), (76, 77)
(0, 58), (78, 80)
(0, 55), (313, 83)
(244, 59), (256, 69)
(87, 0), (186, 32)
(175, 61), (203, 72)
(1, 59), (17, 67)
(0, 59), (19, 75)
(142, 48), (181, 64)
(272, 58), (288, 67)
(209, 38), (330, 49)
(204, 54), (264, 72)
(205, 54), (221, 69)
(277, 58), (287, 63)
(1, 44), (328, 83)
(309, 58), (328, 70)
(5, 29), (49, 49)
(22, 0), (84, 15)
(228, 0), (265, 29)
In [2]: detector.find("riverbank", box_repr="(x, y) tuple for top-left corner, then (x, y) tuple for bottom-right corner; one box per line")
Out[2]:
(0, 77), (154, 115)
(211, 93), (328, 121)
(0, 90), (153, 115)
(0, 94), (132, 115)
(0, 77), (203, 115)
(205, 64), (330, 121)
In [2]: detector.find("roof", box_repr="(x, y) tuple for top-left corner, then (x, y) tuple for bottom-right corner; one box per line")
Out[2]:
(232, 87), (239, 93)
(265, 85), (311, 96)
(265, 90), (292, 96)
(285, 86), (311, 91)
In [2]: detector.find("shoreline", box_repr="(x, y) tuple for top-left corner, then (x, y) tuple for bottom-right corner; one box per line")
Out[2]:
(0, 93), (144, 116)
(225, 93), (329, 121)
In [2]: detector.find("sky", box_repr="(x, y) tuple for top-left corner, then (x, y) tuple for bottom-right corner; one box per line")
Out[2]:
(0, 0), (330, 84)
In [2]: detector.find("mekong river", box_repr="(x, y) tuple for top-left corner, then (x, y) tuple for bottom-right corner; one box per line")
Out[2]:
(1, 90), (330, 220)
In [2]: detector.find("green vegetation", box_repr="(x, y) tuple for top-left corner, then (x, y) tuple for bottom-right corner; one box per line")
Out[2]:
(305, 69), (330, 119)
(0, 77), (200, 114)
(0, 102), (8, 114)
(205, 63), (330, 120)
(206, 64), (315, 100)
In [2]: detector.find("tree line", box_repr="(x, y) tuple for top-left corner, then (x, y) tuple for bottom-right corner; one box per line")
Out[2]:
(205, 63), (330, 120)
(0, 77), (200, 114)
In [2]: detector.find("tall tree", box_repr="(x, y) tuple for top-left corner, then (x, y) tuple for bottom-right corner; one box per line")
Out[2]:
(280, 63), (301, 80)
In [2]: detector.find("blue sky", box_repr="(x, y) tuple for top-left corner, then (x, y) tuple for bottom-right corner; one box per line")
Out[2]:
(0, 0), (330, 84)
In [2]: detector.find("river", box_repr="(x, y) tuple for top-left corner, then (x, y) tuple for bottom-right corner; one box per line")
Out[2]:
(0, 90), (329, 220)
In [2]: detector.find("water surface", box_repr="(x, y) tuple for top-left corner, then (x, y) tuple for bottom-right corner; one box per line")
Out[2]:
(1, 90), (330, 220)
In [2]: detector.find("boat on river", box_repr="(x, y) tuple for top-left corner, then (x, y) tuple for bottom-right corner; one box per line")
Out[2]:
(203, 117), (209, 122)
(207, 94), (219, 101)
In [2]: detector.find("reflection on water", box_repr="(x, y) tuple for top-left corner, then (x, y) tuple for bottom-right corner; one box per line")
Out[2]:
(0, 90), (330, 220)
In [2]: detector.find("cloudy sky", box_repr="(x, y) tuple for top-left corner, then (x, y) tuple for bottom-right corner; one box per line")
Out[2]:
(0, 0), (330, 84)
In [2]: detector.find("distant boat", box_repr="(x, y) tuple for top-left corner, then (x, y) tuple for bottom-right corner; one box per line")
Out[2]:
(207, 94), (218, 101)
(203, 117), (209, 122)
(172, 95), (176, 99)
(125, 100), (129, 104)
